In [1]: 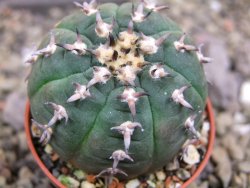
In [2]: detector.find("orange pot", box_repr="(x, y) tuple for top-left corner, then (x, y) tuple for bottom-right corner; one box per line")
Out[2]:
(24, 99), (215, 188)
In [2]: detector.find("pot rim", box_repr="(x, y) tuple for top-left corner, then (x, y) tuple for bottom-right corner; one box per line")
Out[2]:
(24, 99), (215, 188)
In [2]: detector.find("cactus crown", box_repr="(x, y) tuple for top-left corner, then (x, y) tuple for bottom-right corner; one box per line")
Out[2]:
(27, 0), (208, 184)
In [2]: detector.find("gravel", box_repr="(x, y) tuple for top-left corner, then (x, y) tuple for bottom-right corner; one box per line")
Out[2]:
(212, 146), (232, 188)
(237, 161), (250, 174)
(0, 0), (250, 187)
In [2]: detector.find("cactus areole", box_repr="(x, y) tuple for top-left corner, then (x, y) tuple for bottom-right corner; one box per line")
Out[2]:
(27, 2), (208, 181)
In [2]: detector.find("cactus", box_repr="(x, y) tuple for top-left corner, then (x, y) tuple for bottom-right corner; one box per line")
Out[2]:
(27, 0), (208, 183)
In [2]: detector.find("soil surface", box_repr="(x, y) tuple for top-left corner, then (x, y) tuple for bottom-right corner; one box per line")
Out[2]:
(0, 0), (250, 187)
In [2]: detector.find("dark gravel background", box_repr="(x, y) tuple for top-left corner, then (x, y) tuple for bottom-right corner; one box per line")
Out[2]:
(0, 0), (250, 187)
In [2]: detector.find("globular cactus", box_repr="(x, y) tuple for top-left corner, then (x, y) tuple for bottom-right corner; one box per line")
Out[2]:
(27, 0), (208, 182)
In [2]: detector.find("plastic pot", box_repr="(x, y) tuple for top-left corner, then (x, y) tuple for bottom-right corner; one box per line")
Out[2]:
(24, 99), (215, 188)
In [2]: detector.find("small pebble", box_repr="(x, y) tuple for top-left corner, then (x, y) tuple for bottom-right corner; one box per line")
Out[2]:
(169, 182), (182, 188)
(156, 182), (165, 188)
(176, 168), (191, 181)
(18, 166), (33, 179)
(149, 174), (155, 181)
(81, 181), (95, 188)
(222, 133), (245, 161)
(239, 135), (250, 150)
(216, 112), (232, 135)
(51, 152), (60, 161)
(231, 173), (248, 188)
(165, 157), (180, 171)
(232, 124), (250, 136)
(146, 180), (156, 187)
(233, 112), (247, 124)
(16, 178), (33, 188)
(209, 0), (222, 12)
(41, 154), (54, 169)
(66, 163), (73, 169)
(0, 149), (6, 162)
(18, 131), (28, 152)
(155, 170), (166, 181)
(237, 161), (250, 173)
(212, 146), (232, 187)
(208, 175), (222, 188)
(52, 169), (60, 178)
(183, 145), (200, 165)
(240, 81), (250, 106)
(95, 179), (104, 187)
(73, 170), (86, 180)
(199, 181), (209, 188)
(0, 176), (6, 187)
(0, 127), (12, 138)
(60, 166), (70, 175)
(3, 91), (26, 130)
(126, 179), (140, 188)
(58, 175), (80, 188)
(44, 144), (53, 155)
(0, 168), (11, 180)
(201, 121), (210, 136)
(200, 121), (209, 145)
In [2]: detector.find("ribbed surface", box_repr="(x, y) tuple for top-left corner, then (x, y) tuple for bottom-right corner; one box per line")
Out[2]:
(27, 3), (207, 179)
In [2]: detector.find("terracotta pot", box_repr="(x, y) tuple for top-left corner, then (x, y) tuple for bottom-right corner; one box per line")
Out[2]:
(24, 99), (215, 188)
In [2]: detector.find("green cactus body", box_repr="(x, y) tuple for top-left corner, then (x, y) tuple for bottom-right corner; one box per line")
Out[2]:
(28, 2), (207, 180)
